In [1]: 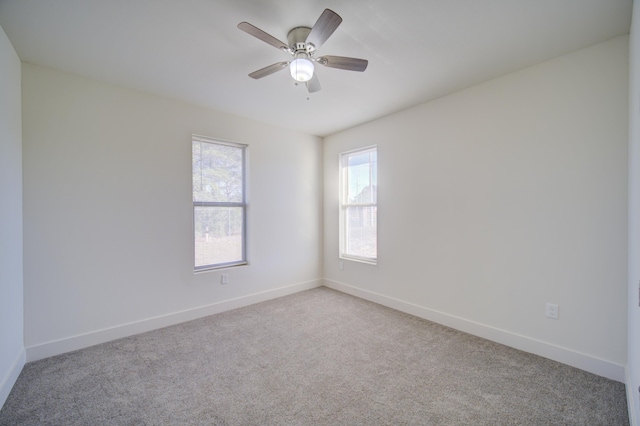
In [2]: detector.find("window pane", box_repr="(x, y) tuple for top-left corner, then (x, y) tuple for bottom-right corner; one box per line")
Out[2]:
(346, 150), (377, 203)
(345, 206), (377, 259)
(340, 146), (378, 263)
(193, 142), (243, 203)
(194, 206), (244, 268)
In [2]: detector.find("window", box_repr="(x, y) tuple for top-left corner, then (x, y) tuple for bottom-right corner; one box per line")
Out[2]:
(192, 136), (247, 270)
(340, 146), (377, 264)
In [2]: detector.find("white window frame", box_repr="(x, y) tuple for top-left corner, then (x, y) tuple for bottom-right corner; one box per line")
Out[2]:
(192, 135), (247, 271)
(339, 145), (377, 265)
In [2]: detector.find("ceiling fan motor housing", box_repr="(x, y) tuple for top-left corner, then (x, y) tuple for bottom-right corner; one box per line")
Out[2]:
(287, 26), (314, 53)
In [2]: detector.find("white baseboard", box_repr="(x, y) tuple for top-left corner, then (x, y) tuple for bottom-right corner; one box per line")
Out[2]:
(26, 279), (322, 362)
(0, 348), (25, 409)
(324, 279), (626, 383)
(628, 367), (639, 426)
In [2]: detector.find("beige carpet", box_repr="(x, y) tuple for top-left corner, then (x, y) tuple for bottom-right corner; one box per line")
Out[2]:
(0, 287), (629, 425)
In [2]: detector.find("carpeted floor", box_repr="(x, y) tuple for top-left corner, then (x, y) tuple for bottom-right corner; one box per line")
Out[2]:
(0, 287), (629, 425)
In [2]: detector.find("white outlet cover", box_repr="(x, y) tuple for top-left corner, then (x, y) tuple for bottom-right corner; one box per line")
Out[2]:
(546, 303), (559, 319)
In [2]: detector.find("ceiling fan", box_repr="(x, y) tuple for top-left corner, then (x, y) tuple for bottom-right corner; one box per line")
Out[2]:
(237, 9), (368, 93)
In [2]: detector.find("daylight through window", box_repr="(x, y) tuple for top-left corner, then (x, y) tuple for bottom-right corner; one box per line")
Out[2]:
(192, 136), (247, 270)
(340, 146), (377, 263)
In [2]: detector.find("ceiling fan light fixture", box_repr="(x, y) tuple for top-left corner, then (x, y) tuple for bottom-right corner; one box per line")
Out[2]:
(290, 55), (314, 82)
(239, 9), (367, 92)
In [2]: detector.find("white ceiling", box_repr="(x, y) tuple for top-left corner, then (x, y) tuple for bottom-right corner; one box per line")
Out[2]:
(0, 0), (632, 137)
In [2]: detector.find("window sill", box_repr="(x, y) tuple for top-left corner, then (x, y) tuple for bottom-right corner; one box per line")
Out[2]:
(194, 261), (248, 274)
(340, 255), (377, 266)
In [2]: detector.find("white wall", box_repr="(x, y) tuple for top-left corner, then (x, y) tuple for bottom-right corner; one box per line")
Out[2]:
(628, 1), (640, 423)
(324, 36), (629, 382)
(0, 24), (24, 407)
(21, 64), (323, 360)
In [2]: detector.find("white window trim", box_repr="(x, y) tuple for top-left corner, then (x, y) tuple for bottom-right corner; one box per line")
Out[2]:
(192, 135), (248, 272)
(339, 145), (377, 265)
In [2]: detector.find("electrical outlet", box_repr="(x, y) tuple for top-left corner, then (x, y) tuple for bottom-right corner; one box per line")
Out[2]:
(546, 303), (559, 319)
(221, 274), (229, 285)
(339, 261), (344, 271)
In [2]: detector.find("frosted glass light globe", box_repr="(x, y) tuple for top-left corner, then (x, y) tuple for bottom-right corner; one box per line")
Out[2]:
(289, 58), (314, 82)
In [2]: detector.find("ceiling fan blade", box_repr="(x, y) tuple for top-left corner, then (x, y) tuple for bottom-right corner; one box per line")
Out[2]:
(317, 55), (368, 72)
(305, 9), (342, 50)
(307, 74), (321, 93)
(248, 62), (289, 79)
(238, 22), (291, 52)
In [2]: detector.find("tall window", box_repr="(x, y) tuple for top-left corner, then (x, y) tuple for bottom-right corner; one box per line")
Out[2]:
(192, 136), (247, 270)
(340, 146), (377, 264)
